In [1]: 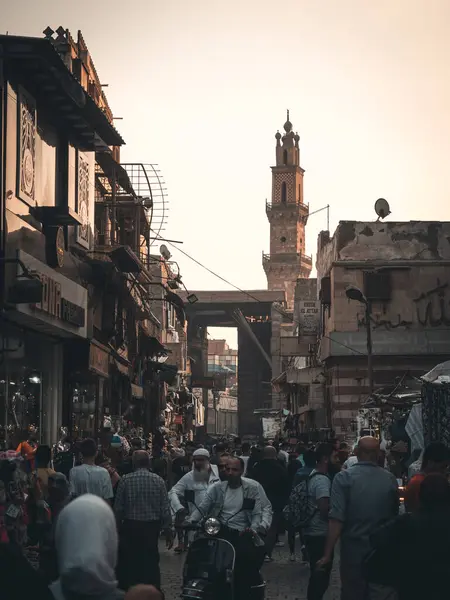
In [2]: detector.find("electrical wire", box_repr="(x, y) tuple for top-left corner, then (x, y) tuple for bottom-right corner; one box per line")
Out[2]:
(157, 236), (450, 348)
(149, 227), (367, 356)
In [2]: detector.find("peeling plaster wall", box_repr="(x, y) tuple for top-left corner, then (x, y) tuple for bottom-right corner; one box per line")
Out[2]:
(337, 221), (450, 261)
(317, 221), (450, 278)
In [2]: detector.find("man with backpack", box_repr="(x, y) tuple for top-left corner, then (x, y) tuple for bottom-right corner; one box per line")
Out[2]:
(285, 443), (339, 600)
(287, 449), (316, 562)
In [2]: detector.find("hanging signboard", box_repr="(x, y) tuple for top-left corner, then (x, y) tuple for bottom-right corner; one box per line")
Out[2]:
(89, 342), (109, 378)
(296, 300), (320, 335)
(262, 417), (281, 440)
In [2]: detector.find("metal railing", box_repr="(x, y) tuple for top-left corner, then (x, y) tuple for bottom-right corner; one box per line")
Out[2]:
(262, 251), (312, 266)
(266, 200), (309, 212)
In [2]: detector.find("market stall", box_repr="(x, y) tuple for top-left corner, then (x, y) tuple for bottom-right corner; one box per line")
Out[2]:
(421, 360), (450, 447)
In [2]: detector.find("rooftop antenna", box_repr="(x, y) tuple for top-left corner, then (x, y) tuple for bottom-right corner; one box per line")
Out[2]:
(374, 198), (391, 222)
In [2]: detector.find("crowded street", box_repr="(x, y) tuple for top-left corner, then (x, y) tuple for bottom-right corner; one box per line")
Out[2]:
(2, 5), (450, 600)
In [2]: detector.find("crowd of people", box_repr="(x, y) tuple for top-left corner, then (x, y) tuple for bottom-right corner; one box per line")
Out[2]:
(1, 426), (450, 600)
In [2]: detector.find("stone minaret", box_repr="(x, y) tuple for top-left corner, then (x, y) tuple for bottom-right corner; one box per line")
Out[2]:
(263, 111), (311, 308)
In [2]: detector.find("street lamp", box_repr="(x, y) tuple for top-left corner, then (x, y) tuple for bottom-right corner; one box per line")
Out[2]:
(345, 285), (374, 396)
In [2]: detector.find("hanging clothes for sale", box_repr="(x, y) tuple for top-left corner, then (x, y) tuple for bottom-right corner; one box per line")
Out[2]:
(405, 403), (424, 453)
(422, 381), (450, 447)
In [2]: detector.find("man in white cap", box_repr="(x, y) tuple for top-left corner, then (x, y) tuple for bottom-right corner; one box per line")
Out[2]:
(169, 448), (220, 551)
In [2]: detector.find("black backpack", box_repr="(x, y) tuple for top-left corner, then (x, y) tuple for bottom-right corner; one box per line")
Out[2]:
(283, 472), (327, 528)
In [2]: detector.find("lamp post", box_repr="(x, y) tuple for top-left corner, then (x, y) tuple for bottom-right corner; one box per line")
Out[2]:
(345, 285), (373, 396)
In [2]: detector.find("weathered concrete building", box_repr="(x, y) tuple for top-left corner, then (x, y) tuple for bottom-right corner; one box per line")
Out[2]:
(317, 220), (450, 436)
(263, 112), (311, 308)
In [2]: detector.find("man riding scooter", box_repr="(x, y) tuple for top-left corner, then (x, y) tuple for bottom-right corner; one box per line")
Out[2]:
(169, 448), (220, 552)
(187, 456), (272, 598)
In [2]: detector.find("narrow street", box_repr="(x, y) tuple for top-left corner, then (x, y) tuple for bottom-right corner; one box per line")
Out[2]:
(160, 542), (340, 600)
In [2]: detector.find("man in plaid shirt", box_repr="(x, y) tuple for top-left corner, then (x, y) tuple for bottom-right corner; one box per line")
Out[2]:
(115, 450), (173, 591)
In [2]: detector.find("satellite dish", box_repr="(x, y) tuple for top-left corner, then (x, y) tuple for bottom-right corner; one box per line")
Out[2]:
(160, 244), (172, 260)
(374, 198), (391, 220)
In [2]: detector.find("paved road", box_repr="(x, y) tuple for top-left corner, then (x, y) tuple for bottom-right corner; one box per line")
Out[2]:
(160, 541), (340, 600)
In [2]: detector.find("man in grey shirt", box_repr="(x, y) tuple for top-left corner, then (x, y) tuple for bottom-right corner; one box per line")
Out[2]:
(318, 437), (399, 600)
(303, 443), (340, 600)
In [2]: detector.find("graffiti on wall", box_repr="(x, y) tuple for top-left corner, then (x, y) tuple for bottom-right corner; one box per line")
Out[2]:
(374, 314), (413, 330)
(357, 280), (450, 331)
(413, 281), (450, 327)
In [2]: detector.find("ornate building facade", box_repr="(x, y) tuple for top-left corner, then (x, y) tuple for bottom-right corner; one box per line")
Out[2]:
(263, 111), (312, 308)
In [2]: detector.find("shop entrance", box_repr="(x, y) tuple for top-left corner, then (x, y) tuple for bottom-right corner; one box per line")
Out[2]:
(0, 328), (63, 448)
(0, 366), (43, 448)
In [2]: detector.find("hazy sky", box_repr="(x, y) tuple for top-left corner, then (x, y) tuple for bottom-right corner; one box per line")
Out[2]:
(4, 1), (450, 348)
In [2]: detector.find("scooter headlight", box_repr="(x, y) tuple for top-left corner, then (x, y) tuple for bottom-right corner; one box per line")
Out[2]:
(204, 517), (221, 536)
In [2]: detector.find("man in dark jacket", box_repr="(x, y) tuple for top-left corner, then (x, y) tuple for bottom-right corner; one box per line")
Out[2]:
(250, 445), (289, 561)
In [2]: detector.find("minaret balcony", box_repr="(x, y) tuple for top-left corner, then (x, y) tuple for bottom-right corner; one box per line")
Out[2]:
(262, 251), (312, 270)
(266, 200), (309, 220)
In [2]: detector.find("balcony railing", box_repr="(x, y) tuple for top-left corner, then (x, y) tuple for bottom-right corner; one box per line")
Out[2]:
(266, 200), (309, 212)
(262, 252), (313, 267)
(94, 201), (150, 255)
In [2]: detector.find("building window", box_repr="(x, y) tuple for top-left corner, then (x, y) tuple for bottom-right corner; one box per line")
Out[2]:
(281, 182), (287, 203)
(364, 271), (392, 302)
(165, 302), (176, 329)
(283, 150), (288, 165)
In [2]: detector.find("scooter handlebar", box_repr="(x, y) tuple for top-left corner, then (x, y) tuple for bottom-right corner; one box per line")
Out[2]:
(179, 521), (201, 531)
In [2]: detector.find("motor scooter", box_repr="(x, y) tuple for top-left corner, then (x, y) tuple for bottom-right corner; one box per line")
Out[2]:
(180, 491), (266, 600)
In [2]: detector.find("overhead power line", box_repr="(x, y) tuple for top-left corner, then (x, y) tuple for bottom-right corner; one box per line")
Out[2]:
(150, 227), (366, 356)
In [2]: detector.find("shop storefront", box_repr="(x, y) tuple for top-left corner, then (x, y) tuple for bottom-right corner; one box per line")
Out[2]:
(0, 327), (63, 447)
(66, 340), (110, 440)
(1, 250), (88, 446)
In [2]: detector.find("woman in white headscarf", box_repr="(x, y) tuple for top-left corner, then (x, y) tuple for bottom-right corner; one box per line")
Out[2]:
(49, 494), (124, 600)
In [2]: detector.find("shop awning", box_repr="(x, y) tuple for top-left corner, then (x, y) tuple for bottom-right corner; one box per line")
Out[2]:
(140, 333), (167, 358)
(297, 405), (314, 417)
(95, 152), (135, 196)
(165, 291), (186, 327)
(253, 408), (281, 416)
(422, 360), (450, 385)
